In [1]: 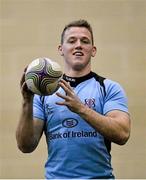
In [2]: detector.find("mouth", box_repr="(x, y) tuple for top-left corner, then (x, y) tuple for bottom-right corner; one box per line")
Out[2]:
(73, 51), (84, 56)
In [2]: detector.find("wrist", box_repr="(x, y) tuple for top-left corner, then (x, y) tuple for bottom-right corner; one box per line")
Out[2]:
(22, 96), (33, 106)
(78, 104), (88, 116)
(22, 97), (33, 117)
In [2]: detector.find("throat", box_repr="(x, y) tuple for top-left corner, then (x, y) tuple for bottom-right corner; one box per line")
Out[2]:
(64, 60), (91, 76)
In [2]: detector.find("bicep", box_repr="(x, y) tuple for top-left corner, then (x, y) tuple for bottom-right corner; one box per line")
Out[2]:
(106, 110), (131, 144)
(106, 110), (131, 132)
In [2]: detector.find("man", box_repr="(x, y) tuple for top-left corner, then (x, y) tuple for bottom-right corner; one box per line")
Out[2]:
(16, 19), (131, 179)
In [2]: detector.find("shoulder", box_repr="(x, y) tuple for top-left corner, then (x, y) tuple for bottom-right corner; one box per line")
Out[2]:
(104, 78), (126, 96)
(102, 79), (129, 114)
(92, 72), (127, 99)
(92, 72), (126, 92)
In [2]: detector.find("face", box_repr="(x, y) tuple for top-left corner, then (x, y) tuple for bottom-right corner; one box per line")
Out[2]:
(58, 27), (97, 72)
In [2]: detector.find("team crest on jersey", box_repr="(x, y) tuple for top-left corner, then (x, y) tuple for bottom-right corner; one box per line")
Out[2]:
(62, 118), (78, 128)
(84, 98), (95, 109)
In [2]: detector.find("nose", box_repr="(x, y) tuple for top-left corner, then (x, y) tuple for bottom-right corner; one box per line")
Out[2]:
(75, 40), (82, 49)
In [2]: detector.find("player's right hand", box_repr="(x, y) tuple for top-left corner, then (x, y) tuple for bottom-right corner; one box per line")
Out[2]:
(20, 67), (34, 100)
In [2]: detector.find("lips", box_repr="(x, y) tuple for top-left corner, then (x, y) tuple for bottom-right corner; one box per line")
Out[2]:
(73, 51), (84, 56)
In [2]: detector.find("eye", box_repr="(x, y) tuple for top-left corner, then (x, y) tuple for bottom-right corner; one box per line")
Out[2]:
(81, 38), (90, 44)
(67, 38), (76, 44)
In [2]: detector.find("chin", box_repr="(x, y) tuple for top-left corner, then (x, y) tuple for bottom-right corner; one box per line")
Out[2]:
(73, 60), (90, 71)
(73, 63), (86, 71)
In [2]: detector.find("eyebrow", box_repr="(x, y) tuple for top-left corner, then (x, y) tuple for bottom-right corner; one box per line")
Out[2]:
(67, 36), (91, 40)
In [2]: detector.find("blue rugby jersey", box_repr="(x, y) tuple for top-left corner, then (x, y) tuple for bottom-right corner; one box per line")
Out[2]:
(33, 71), (129, 179)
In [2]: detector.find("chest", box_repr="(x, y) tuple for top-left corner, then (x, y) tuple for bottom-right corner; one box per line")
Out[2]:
(43, 81), (104, 133)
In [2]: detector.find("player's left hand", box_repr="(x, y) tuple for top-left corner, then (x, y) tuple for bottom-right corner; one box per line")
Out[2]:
(56, 79), (84, 113)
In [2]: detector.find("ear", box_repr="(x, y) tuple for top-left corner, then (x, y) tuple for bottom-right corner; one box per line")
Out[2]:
(91, 46), (97, 57)
(58, 45), (64, 56)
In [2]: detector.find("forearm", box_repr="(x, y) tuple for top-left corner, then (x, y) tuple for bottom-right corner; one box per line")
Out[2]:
(16, 98), (37, 152)
(78, 104), (130, 145)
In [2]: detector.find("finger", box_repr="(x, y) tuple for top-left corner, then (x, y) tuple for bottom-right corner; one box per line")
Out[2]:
(59, 81), (74, 96)
(24, 66), (28, 72)
(60, 79), (73, 91)
(58, 82), (70, 94)
(55, 92), (69, 106)
(22, 81), (28, 91)
(56, 101), (67, 106)
(21, 81), (34, 98)
(56, 92), (70, 100)
(20, 72), (25, 87)
(20, 67), (28, 87)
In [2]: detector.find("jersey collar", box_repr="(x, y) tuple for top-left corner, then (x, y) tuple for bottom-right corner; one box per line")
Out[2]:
(63, 71), (95, 87)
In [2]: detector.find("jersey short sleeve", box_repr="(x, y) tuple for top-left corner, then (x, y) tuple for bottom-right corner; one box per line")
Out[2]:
(103, 79), (129, 115)
(33, 95), (46, 121)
